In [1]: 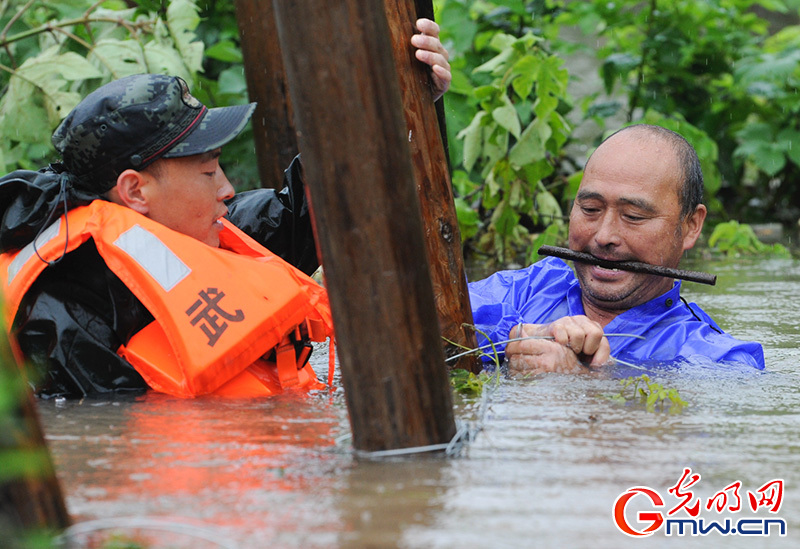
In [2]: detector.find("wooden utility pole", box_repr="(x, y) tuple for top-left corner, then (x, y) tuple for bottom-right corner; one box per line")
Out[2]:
(272, 0), (456, 452)
(0, 335), (70, 535)
(383, 0), (479, 373)
(234, 1), (479, 372)
(233, 0), (297, 189)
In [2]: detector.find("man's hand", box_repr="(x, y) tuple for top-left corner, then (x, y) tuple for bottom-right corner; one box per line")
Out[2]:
(505, 316), (611, 376)
(410, 18), (451, 101)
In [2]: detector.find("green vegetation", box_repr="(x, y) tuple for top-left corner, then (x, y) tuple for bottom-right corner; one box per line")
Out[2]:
(438, 0), (800, 264)
(1, 316), (58, 547)
(0, 1), (203, 172)
(450, 368), (496, 395)
(708, 220), (792, 256)
(606, 374), (689, 413)
(439, 1), (575, 264)
(1, 0), (798, 262)
(446, 324), (505, 395)
(0, 0), (253, 184)
(559, 0), (800, 227)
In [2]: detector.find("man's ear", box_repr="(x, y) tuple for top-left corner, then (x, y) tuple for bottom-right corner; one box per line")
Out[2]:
(682, 204), (707, 251)
(109, 169), (152, 215)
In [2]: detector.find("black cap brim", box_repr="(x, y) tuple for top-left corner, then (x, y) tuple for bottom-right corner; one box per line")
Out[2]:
(162, 102), (256, 158)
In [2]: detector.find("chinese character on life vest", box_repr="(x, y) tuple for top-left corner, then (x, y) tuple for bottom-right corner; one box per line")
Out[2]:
(186, 288), (245, 346)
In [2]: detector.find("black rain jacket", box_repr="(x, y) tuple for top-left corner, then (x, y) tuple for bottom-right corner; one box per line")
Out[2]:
(0, 157), (317, 398)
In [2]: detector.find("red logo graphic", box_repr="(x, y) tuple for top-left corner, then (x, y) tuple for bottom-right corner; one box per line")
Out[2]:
(613, 469), (786, 538)
(613, 486), (665, 537)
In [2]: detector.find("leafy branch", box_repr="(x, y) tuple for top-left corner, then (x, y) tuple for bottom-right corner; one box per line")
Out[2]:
(1, 15), (151, 53)
(451, 26), (572, 264)
(444, 323), (505, 396)
(0, 0), (204, 173)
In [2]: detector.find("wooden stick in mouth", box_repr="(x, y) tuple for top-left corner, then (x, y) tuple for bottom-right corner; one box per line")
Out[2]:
(537, 245), (717, 286)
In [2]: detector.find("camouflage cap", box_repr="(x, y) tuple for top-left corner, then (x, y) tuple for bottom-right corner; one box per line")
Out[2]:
(52, 73), (255, 194)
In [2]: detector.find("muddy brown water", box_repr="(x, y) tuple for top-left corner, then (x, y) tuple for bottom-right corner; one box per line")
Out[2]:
(40, 257), (799, 548)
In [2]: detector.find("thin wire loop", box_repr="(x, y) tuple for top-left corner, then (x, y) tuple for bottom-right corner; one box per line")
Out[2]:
(55, 516), (239, 549)
(33, 171), (71, 266)
(445, 332), (646, 363)
(346, 372), (499, 460)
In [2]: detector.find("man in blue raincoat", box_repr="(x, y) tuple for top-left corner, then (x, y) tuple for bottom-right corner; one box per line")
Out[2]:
(469, 124), (765, 374)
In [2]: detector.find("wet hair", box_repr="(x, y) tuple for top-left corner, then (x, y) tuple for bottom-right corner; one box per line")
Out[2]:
(595, 124), (704, 219)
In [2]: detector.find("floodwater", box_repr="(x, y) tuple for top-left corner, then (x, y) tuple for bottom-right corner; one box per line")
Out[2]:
(39, 257), (799, 548)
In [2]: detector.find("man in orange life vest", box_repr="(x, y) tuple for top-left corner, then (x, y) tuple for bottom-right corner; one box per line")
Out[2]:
(0, 19), (451, 399)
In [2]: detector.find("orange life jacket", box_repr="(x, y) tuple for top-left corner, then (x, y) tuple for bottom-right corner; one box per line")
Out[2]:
(0, 200), (333, 398)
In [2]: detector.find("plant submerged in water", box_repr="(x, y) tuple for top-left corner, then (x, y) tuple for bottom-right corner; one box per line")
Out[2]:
(608, 374), (688, 414)
(445, 324), (506, 396)
(449, 368), (496, 396)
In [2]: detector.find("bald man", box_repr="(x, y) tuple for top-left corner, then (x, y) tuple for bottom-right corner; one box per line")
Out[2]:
(469, 125), (764, 374)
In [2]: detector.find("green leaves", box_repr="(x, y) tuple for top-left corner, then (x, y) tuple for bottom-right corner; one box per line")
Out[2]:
(492, 95), (521, 139)
(91, 39), (148, 78)
(613, 374), (689, 414)
(735, 49), (800, 86)
(733, 121), (800, 178)
(0, 0), (206, 173)
(165, 0), (204, 73)
(436, 0), (478, 57)
(511, 55), (538, 98)
(449, 368), (495, 396)
(205, 40), (244, 63)
(567, 0), (800, 225)
(0, 47), (102, 149)
(734, 123), (785, 176)
(529, 223), (565, 263)
(457, 111), (487, 173)
(601, 52), (639, 95)
(778, 128), (800, 166)
(446, 11), (574, 263)
(708, 221), (791, 257)
(509, 116), (550, 167)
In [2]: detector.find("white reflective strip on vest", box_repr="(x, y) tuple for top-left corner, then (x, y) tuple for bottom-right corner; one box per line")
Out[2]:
(6, 219), (62, 285)
(113, 225), (190, 292)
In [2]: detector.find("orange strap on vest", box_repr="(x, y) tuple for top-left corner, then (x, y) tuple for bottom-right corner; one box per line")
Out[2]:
(276, 338), (300, 388)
